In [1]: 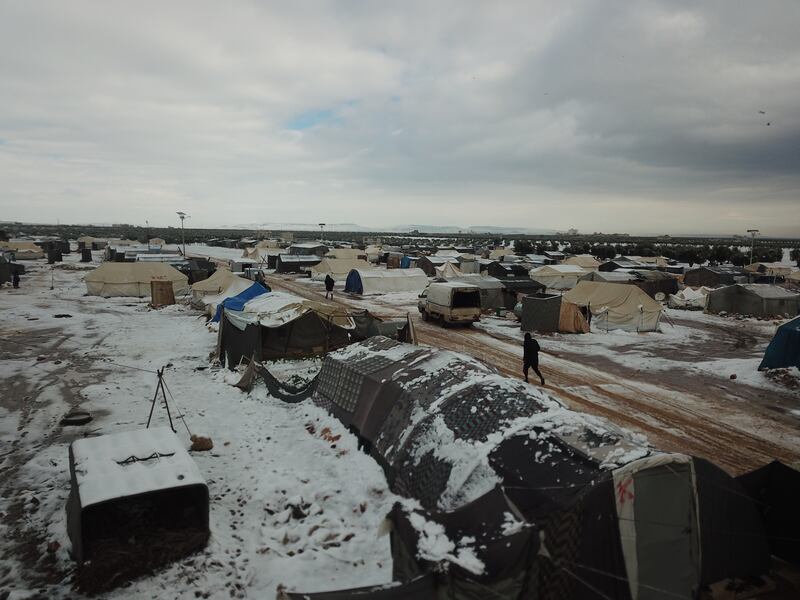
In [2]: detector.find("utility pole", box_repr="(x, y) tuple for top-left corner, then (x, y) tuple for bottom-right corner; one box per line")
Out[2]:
(318, 223), (326, 244)
(747, 229), (759, 265)
(177, 212), (188, 256)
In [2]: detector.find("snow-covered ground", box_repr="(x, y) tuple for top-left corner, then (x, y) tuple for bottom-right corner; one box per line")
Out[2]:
(476, 307), (792, 393)
(0, 257), (396, 599)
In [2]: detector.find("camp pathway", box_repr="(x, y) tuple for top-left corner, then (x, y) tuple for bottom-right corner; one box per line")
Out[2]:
(264, 274), (800, 475)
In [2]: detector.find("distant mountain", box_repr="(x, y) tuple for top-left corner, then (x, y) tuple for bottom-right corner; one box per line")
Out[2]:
(222, 222), (373, 232)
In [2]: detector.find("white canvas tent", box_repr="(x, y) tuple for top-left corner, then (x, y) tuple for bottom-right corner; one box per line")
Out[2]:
(562, 255), (601, 270)
(84, 263), (188, 297)
(530, 264), (588, 290)
(191, 268), (242, 301)
(668, 287), (712, 310)
(564, 281), (662, 332)
(311, 258), (372, 282)
(199, 274), (255, 315)
(435, 262), (463, 278)
(345, 268), (429, 295)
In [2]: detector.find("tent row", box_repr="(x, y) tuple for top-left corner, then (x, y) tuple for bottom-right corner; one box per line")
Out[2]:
(286, 336), (790, 600)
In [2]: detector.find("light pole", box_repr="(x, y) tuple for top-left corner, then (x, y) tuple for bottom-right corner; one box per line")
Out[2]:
(747, 229), (759, 265)
(177, 212), (188, 256)
(319, 223), (326, 244)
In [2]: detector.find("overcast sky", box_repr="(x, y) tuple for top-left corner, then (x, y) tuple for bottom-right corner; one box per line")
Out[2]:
(1, 1), (798, 235)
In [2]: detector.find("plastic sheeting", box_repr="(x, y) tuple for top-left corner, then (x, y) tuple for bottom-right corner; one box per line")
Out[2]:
(211, 282), (269, 322)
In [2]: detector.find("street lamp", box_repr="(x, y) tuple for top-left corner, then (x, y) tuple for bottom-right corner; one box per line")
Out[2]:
(319, 223), (326, 243)
(177, 212), (189, 256)
(746, 229), (759, 265)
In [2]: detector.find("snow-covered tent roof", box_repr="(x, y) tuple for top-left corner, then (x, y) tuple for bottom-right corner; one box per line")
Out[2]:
(197, 273), (254, 314)
(344, 268), (429, 295)
(529, 264), (588, 291)
(191, 268), (241, 296)
(311, 258), (372, 281)
(564, 281), (662, 332)
(233, 291), (355, 329)
(0, 240), (45, 259)
(745, 262), (793, 276)
(668, 286), (712, 309)
(305, 338), (772, 598)
(84, 263), (188, 297)
(562, 254), (600, 270)
(325, 248), (368, 260)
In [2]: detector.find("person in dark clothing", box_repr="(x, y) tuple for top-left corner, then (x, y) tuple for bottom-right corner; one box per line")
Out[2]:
(523, 332), (545, 385)
(12, 272), (20, 289)
(324, 274), (335, 299)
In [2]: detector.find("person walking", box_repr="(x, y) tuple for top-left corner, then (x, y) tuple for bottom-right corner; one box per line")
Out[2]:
(523, 332), (545, 385)
(324, 274), (335, 299)
(12, 272), (20, 289)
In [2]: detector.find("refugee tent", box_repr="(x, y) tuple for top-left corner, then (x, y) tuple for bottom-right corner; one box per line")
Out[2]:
(488, 247), (514, 260)
(415, 255), (458, 277)
(191, 268), (242, 302)
(668, 287), (712, 310)
(434, 261), (462, 278)
(737, 460), (800, 565)
(745, 262), (793, 278)
(325, 248), (368, 260)
(218, 291), (353, 366)
(344, 268), (428, 295)
(565, 281), (663, 332)
(562, 254), (600, 270)
(579, 270), (635, 284)
(706, 284), (800, 318)
(148, 237), (166, 246)
(684, 266), (744, 288)
(84, 263), (188, 297)
(276, 254), (322, 273)
(529, 264), (587, 290)
(300, 337), (770, 600)
(242, 246), (282, 268)
(519, 294), (590, 334)
(758, 316), (800, 370)
(311, 258), (372, 282)
(211, 282), (269, 322)
(788, 270), (800, 283)
(0, 240), (45, 260)
(627, 269), (680, 299)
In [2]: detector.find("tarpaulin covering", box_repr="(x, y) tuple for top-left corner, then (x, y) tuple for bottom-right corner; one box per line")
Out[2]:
(211, 282), (269, 322)
(759, 315), (800, 370)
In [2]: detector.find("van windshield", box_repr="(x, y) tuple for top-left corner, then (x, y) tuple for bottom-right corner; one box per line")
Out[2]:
(452, 290), (481, 308)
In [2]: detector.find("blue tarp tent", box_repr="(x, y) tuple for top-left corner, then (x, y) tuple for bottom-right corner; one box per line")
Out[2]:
(211, 282), (269, 322)
(344, 270), (363, 295)
(400, 256), (412, 269)
(759, 316), (800, 370)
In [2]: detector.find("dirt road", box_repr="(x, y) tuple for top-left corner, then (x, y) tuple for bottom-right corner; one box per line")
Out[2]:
(265, 274), (800, 474)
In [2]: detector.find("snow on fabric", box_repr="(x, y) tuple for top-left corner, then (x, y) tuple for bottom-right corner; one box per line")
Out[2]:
(84, 262), (189, 297)
(231, 290), (355, 330)
(529, 264), (588, 291)
(210, 282), (269, 322)
(344, 268), (429, 295)
(311, 258), (373, 282)
(70, 426), (205, 508)
(565, 280), (662, 332)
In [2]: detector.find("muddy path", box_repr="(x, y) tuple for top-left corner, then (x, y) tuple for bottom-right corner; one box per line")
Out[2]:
(265, 275), (800, 475)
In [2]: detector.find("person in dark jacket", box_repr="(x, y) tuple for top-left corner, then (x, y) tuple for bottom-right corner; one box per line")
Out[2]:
(523, 332), (545, 385)
(12, 272), (20, 289)
(324, 274), (335, 299)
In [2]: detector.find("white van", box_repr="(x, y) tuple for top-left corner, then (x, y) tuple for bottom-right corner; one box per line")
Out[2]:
(417, 281), (482, 325)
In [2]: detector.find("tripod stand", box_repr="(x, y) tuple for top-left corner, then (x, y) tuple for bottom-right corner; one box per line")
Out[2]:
(146, 367), (177, 433)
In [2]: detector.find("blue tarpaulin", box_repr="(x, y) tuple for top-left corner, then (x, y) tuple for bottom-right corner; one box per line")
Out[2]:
(344, 270), (362, 295)
(759, 316), (800, 370)
(211, 282), (269, 322)
(400, 256), (412, 269)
